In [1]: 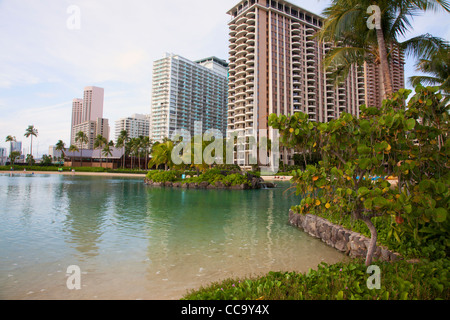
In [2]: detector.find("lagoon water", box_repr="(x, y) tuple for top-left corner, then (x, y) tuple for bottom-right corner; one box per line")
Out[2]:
(0, 173), (346, 300)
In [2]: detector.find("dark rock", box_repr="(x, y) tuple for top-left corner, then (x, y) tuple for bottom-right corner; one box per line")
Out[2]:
(199, 181), (210, 189)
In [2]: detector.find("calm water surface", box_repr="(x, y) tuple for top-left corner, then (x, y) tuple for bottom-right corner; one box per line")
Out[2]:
(0, 173), (346, 300)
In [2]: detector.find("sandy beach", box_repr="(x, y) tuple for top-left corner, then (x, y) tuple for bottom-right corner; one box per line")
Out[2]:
(0, 170), (147, 179)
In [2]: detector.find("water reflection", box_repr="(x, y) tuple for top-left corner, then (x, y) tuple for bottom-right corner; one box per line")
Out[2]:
(0, 174), (347, 300)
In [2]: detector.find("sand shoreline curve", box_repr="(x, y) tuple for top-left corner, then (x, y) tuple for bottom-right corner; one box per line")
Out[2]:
(0, 170), (147, 178)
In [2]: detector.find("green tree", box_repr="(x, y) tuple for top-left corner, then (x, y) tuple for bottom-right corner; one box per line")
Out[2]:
(75, 131), (89, 167)
(9, 151), (21, 167)
(25, 154), (35, 166)
(318, 0), (449, 99)
(269, 87), (449, 265)
(41, 154), (53, 166)
(94, 135), (108, 168)
(409, 45), (450, 93)
(149, 140), (174, 171)
(141, 136), (152, 170)
(116, 130), (129, 169)
(102, 143), (113, 162)
(55, 140), (66, 166)
(24, 125), (38, 164)
(68, 145), (79, 166)
(5, 135), (16, 143)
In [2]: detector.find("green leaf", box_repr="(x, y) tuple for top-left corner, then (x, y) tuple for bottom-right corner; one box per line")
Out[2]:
(435, 182), (447, 194)
(434, 208), (447, 223)
(360, 120), (371, 132)
(358, 187), (370, 196)
(364, 199), (373, 210)
(406, 119), (416, 130)
(357, 144), (371, 155)
(359, 158), (372, 170)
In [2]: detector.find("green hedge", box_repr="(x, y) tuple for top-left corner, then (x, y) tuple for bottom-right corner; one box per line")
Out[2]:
(146, 169), (253, 187)
(183, 259), (450, 300)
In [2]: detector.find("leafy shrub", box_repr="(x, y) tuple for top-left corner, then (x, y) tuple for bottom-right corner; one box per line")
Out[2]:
(183, 259), (450, 300)
(146, 170), (181, 182)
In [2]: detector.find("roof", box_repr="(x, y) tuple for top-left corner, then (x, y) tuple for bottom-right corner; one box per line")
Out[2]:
(195, 56), (229, 68)
(64, 148), (125, 160)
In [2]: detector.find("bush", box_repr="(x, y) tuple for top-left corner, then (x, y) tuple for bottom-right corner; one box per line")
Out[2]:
(146, 170), (181, 183)
(183, 259), (450, 300)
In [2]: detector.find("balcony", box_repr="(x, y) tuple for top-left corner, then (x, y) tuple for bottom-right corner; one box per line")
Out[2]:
(236, 29), (248, 39)
(246, 51), (255, 59)
(247, 18), (256, 26)
(292, 21), (301, 29)
(236, 16), (247, 25)
(235, 55), (247, 65)
(235, 68), (246, 78)
(235, 83), (247, 91)
(291, 34), (301, 42)
(235, 104), (246, 112)
(246, 10), (256, 18)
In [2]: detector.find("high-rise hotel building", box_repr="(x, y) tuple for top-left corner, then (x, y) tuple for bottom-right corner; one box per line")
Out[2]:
(114, 114), (150, 143)
(70, 86), (110, 149)
(226, 0), (404, 166)
(150, 54), (229, 142)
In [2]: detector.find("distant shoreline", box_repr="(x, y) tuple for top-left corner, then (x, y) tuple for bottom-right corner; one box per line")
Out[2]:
(0, 170), (147, 178)
(0, 170), (292, 181)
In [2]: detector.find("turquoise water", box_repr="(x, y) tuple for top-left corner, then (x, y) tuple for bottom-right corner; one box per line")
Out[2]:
(0, 173), (346, 300)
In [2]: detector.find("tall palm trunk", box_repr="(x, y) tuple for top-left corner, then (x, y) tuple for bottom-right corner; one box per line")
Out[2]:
(376, 27), (394, 99)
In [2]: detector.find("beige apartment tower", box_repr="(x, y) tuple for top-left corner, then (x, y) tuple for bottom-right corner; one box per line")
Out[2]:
(70, 86), (109, 148)
(226, 0), (404, 166)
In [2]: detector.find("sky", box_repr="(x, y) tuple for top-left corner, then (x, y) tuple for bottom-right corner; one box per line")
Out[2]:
(0, 0), (449, 157)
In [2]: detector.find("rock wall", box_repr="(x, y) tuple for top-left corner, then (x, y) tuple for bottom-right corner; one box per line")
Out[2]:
(289, 210), (402, 262)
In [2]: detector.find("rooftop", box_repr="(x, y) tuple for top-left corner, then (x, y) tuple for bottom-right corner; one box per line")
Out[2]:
(227, 0), (324, 24)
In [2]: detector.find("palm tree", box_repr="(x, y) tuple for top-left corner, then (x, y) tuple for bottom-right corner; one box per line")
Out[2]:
(141, 136), (152, 170)
(409, 45), (450, 93)
(55, 140), (66, 166)
(136, 136), (143, 170)
(94, 135), (107, 168)
(102, 143), (113, 167)
(5, 135), (16, 143)
(116, 130), (129, 169)
(149, 140), (174, 171)
(75, 131), (89, 167)
(24, 125), (38, 164)
(127, 137), (141, 170)
(68, 145), (79, 166)
(318, 0), (450, 99)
